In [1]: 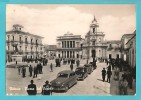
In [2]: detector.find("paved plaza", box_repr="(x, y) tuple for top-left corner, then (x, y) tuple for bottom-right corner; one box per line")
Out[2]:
(6, 60), (111, 96)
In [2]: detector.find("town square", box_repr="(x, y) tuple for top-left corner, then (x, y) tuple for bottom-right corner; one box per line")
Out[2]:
(6, 4), (136, 96)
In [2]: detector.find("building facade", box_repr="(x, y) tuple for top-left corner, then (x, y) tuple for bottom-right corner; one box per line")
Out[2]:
(56, 32), (82, 59)
(121, 34), (134, 61)
(82, 16), (107, 59)
(126, 31), (136, 67)
(106, 40), (121, 59)
(6, 24), (44, 62)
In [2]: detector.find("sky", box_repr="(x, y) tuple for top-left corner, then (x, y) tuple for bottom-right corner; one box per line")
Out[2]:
(6, 4), (136, 45)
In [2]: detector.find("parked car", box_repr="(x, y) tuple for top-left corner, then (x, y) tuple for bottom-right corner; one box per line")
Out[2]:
(75, 67), (88, 80)
(84, 64), (93, 74)
(89, 62), (97, 69)
(50, 70), (77, 92)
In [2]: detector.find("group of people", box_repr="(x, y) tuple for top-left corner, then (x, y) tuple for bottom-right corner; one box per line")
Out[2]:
(118, 70), (135, 95)
(17, 60), (54, 78)
(104, 57), (135, 95)
(101, 65), (112, 83)
(27, 80), (52, 95)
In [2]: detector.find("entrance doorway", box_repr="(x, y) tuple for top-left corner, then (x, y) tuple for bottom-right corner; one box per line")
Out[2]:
(77, 54), (79, 58)
(109, 54), (112, 59)
(117, 54), (119, 59)
(58, 54), (60, 58)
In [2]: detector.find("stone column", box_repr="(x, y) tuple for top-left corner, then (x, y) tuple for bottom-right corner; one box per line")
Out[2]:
(74, 51), (76, 58)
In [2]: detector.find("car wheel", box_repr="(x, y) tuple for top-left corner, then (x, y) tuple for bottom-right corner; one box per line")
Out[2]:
(65, 85), (69, 92)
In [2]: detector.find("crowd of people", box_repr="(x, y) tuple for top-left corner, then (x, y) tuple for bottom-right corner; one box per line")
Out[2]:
(102, 57), (136, 95)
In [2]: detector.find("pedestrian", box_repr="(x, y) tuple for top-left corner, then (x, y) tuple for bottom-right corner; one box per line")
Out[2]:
(70, 63), (73, 71)
(41, 80), (52, 95)
(50, 63), (53, 72)
(76, 59), (80, 67)
(101, 68), (106, 82)
(21, 66), (26, 78)
(18, 66), (21, 75)
(27, 80), (37, 95)
(123, 79), (128, 95)
(33, 66), (38, 78)
(29, 65), (33, 77)
(40, 62), (43, 74)
(107, 69), (112, 83)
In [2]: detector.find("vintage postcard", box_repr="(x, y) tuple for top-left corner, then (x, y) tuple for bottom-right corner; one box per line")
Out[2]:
(6, 4), (136, 96)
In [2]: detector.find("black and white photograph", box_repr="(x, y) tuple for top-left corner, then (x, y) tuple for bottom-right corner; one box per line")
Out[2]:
(6, 4), (136, 96)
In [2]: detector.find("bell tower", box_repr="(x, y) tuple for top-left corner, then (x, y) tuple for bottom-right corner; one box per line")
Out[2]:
(90, 16), (99, 34)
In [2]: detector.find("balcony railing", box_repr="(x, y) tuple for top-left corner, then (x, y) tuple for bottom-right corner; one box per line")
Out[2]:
(31, 42), (34, 45)
(19, 50), (23, 54)
(25, 41), (28, 44)
(35, 43), (39, 46)
(19, 40), (23, 44)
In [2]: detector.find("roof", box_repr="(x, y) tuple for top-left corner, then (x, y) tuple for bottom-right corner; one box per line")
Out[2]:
(13, 24), (24, 28)
(6, 30), (44, 38)
(126, 34), (136, 45)
(106, 40), (121, 44)
(121, 34), (134, 40)
(58, 70), (74, 74)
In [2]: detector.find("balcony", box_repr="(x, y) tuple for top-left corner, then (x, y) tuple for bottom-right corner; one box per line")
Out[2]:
(31, 42), (34, 45)
(35, 43), (39, 46)
(30, 51), (34, 54)
(6, 40), (10, 45)
(25, 41), (28, 44)
(19, 50), (23, 55)
(35, 51), (39, 54)
(19, 40), (23, 44)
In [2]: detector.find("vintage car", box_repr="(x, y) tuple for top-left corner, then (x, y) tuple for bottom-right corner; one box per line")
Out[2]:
(89, 62), (97, 69)
(84, 64), (93, 74)
(75, 67), (88, 80)
(50, 70), (77, 92)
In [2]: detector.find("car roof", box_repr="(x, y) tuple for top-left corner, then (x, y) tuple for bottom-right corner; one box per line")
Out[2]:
(58, 70), (74, 74)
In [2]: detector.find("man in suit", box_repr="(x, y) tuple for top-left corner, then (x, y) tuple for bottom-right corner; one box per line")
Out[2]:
(41, 80), (52, 95)
(27, 80), (37, 95)
(21, 66), (26, 78)
(101, 68), (106, 82)
(29, 65), (33, 77)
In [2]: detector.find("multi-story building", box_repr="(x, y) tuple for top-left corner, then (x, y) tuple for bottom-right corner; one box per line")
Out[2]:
(82, 16), (107, 59)
(6, 24), (44, 62)
(121, 34), (134, 61)
(56, 32), (82, 59)
(106, 40), (121, 59)
(126, 30), (136, 67)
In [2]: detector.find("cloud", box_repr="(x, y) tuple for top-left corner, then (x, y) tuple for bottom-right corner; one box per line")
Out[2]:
(98, 15), (135, 40)
(6, 5), (135, 45)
